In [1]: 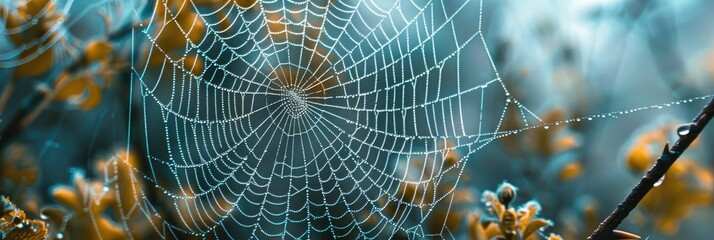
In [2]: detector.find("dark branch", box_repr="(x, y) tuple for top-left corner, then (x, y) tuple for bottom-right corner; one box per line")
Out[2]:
(588, 96), (714, 239)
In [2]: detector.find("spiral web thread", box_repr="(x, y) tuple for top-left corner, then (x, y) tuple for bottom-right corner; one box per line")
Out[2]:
(124, 0), (538, 238)
(123, 0), (714, 239)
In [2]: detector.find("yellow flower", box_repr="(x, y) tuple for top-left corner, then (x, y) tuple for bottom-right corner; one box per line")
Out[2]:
(44, 149), (162, 240)
(558, 161), (582, 181)
(48, 170), (126, 240)
(52, 72), (104, 110)
(0, 196), (48, 240)
(469, 182), (554, 240)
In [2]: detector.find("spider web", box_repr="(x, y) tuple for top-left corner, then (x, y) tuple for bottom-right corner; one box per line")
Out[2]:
(127, 0), (520, 238)
(0, 0), (711, 239)
(0, 0), (70, 69)
(120, 0), (704, 239)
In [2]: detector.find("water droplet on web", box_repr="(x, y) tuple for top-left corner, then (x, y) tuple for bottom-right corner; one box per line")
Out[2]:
(56, 233), (64, 239)
(103, 186), (109, 192)
(543, 125), (549, 129)
(654, 175), (665, 187)
(31, 19), (38, 25)
(506, 98), (511, 103)
(676, 123), (693, 137)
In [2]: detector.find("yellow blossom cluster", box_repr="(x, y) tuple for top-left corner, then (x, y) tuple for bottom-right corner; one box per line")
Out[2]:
(0, 196), (48, 240)
(468, 182), (559, 240)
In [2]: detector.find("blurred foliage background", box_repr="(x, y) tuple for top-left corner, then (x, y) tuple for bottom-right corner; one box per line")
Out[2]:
(1, 0), (714, 239)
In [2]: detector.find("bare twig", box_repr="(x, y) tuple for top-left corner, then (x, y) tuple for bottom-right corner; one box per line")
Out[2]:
(588, 96), (714, 239)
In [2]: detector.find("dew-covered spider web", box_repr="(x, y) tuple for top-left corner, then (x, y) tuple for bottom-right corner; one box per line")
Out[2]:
(114, 0), (712, 239)
(2, 0), (714, 239)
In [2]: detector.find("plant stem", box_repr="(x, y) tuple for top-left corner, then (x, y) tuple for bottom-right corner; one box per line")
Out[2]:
(0, 80), (16, 113)
(588, 96), (714, 239)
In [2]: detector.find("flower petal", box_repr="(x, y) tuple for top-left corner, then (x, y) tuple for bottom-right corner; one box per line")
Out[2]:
(522, 218), (552, 239)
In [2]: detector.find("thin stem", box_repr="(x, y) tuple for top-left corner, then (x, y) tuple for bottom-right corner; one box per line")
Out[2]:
(0, 80), (16, 114)
(0, 91), (43, 145)
(588, 96), (714, 239)
(20, 86), (53, 128)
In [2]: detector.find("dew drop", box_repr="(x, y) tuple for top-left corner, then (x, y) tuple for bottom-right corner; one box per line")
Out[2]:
(676, 123), (693, 137)
(654, 175), (665, 187)
(57, 233), (64, 239)
(506, 98), (512, 103)
(103, 186), (109, 192)
(543, 125), (550, 129)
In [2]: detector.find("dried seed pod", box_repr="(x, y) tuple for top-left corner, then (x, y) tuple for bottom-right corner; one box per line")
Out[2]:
(497, 182), (517, 207)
